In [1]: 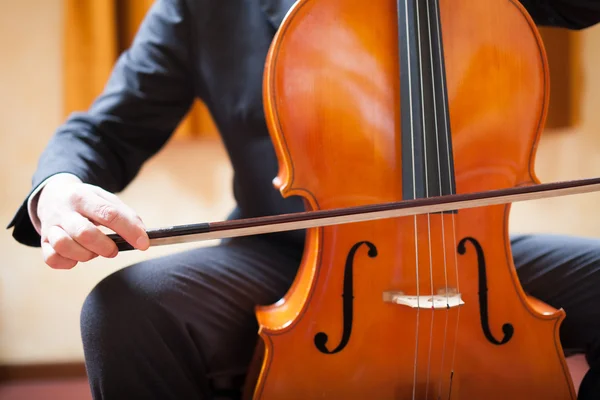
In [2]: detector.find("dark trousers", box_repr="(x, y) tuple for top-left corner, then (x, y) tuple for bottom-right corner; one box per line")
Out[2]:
(80, 233), (600, 399)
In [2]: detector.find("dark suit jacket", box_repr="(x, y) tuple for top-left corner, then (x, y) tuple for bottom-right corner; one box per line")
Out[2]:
(7, 0), (600, 248)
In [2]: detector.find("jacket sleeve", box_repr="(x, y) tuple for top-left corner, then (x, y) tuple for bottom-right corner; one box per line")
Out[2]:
(520, 0), (600, 30)
(7, 0), (196, 247)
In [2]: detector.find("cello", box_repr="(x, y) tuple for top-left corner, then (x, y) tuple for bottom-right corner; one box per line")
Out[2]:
(245, 0), (577, 397)
(108, 0), (600, 398)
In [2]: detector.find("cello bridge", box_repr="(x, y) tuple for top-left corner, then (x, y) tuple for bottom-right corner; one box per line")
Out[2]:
(383, 288), (464, 309)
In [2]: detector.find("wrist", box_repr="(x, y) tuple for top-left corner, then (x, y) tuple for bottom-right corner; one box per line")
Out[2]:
(28, 173), (83, 234)
(43, 173), (82, 187)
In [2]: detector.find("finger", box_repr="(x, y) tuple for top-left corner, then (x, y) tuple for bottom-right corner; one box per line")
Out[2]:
(60, 212), (119, 258)
(42, 241), (78, 270)
(74, 192), (149, 250)
(89, 187), (147, 228)
(46, 225), (98, 262)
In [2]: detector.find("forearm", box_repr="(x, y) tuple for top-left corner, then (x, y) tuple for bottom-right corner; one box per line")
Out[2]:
(32, 103), (185, 195)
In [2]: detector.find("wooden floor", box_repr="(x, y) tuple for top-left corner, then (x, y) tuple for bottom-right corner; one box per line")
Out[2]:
(0, 378), (91, 400)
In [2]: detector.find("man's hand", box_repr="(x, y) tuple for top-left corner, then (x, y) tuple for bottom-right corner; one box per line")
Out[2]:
(36, 174), (150, 269)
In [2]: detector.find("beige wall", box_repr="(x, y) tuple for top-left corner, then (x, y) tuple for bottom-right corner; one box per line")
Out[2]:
(2, 1), (600, 366)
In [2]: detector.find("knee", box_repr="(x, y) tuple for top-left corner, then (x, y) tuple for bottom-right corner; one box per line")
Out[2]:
(587, 337), (600, 369)
(80, 263), (164, 345)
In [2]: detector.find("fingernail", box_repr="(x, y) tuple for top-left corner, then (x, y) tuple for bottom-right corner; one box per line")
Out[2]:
(136, 235), (149, 250)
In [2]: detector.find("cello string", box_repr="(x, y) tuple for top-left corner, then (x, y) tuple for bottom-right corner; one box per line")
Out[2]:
(401, 0), (421, 397)
(432, 0), (462, 393)
(415, 0), (437, 396)
(415, 0), (439, 395)
(423, 0), (451, 396)
(415, 0), (428, 395)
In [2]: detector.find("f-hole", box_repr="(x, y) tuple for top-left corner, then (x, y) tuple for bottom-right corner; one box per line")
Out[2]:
(458, 236), (514, 345)
(314, 241), (378, 354)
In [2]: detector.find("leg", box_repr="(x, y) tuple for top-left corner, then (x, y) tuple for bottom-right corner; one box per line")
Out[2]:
(511, 233), (600, 398)
(79, 236), (302, 400)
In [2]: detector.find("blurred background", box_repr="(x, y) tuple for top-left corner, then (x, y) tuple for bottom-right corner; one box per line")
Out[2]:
(1, 0), (599, 398)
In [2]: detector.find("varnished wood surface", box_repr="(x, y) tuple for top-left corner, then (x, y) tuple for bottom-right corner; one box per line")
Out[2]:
(248, 0), (576, 398)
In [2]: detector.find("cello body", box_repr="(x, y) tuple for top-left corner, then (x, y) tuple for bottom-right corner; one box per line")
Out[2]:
(247, 0), (577, 398)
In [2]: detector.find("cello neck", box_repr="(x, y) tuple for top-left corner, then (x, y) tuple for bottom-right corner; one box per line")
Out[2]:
(398, 0), (456, 201)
